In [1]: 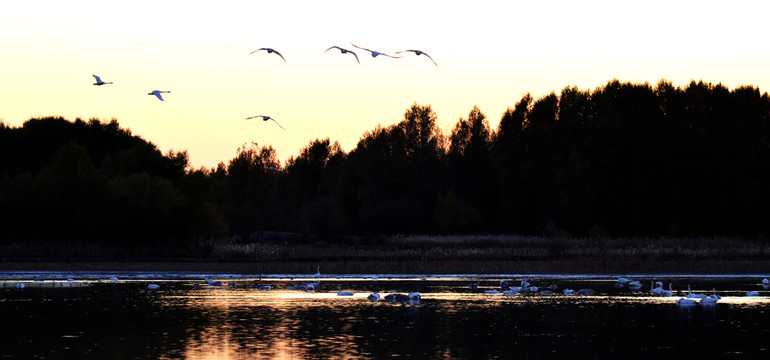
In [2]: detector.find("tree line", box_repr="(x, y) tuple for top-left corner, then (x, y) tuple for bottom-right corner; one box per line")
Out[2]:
(1, 79), (768, 252)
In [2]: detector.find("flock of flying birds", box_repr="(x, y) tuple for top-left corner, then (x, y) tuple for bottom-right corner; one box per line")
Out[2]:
(91, 43), (437, 131)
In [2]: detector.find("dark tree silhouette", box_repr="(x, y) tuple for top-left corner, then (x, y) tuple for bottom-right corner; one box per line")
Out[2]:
(2, 79), (769, 255)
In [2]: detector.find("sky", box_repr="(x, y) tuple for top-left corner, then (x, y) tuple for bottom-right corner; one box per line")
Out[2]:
(2, 1), (769, 169)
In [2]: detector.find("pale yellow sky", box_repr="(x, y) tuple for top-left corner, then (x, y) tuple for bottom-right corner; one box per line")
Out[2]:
(2, 1), (768, 169)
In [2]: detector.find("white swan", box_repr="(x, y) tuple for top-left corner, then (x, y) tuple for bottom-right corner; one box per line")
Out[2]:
(700, 296), (718, 306)
(763, 278), (769, 285)
(92, 74), (112, 86)
(661, 283), (673, 297)
(395, 49), (438, 66)
(148, 90), (170, 101)
(245, 115), (285, 130)
(503, 287), (520, 296)
(676, 297), (697, 306)
(650, 281), (664, 296)
(350, 43), (401, 58)
(628, 280), (642, 291)
(324, 46), (360, 64)
(686, 285), (707, 299)
(577, 289), (595, 296)
(563, 288), (575, 296)
(313, 266), (321, 278)
(15, 283), (25, 289)
(249, 47), (287, 63)
(709, 288), (721, 300)
(367, 292), (380, 302)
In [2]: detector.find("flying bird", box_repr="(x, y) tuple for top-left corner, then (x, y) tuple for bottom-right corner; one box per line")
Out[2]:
(249, 47), (287, 63)
(246, 115), (285, 130)
(396, 49), (438, 66)
(92, 74), (113, 85)
(350, 43), (401, 59)
(148, 90), (170, 101)
(324, 46), (360, 64)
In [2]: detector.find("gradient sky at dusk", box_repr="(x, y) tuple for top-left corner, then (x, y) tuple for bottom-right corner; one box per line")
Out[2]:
(2, 1), (768, 168)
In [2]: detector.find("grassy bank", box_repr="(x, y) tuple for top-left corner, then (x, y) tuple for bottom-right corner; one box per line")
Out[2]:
(1, 234), (769, 274)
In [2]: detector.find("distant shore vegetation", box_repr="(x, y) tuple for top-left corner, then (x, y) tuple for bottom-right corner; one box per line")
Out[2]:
(1, 79), (769, 259)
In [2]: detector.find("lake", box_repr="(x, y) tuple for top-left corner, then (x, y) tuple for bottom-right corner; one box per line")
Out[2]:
(1, 272), (769, 359)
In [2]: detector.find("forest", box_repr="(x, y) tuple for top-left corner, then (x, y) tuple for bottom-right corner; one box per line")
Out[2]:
(1, 79), (769, 256)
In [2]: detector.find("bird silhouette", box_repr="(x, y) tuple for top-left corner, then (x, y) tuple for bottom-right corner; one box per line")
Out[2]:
(246, 115), (285, 130)
(92, 74), (113, 85)
(324, 46), (360, 64)
(148, 90), (170, 101)
(249, 47), (287, 63)
(350, 43), (401, 59)
(395, 49), (438, 66)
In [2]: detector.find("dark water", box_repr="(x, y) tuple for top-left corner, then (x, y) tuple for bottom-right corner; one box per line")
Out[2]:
(1, 275), (769, 359)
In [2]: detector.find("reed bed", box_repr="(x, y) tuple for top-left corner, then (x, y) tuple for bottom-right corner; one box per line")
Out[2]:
(1, 234), (769, 274)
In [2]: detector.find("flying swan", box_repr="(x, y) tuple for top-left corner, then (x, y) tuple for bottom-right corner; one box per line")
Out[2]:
(249, 48), (287, 63)
(246, 115), (285, 130)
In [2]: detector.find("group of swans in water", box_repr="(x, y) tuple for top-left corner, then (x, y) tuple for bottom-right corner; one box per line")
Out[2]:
(12, 275), (768, 307)
(470, 277), (769, 307)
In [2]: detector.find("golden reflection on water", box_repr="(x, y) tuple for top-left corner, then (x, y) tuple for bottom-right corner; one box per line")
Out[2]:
(174, 290), (373, 359)
(154, 281), (770, 359)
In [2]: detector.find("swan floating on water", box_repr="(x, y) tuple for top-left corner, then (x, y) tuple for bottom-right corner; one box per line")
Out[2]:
(15, 283), (25, 289)
(384, 293), (411, 302)
(700, 296), (718, 306)
(563, 288), (575, 296)
(686, 285), (707, 299)
(367, 293), (380, 302)
(661, 283), (673, 297)
(503, 287), (519, 296)
(627, 280), (642, 290)
(676, 297), (697, 306)
(577, 289), (595, 296)
(650, 281), (664, 296)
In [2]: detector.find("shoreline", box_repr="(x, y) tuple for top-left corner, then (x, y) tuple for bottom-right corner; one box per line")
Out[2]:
(2, 258), (769, 275)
